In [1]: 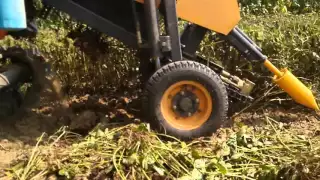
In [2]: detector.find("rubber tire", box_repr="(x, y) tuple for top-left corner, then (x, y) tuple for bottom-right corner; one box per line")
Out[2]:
(0, 90), (23, 120)
(142, 60), (229, 140)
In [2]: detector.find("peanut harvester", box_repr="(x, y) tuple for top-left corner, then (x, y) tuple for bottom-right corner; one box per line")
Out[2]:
(0, 0), (318, 139)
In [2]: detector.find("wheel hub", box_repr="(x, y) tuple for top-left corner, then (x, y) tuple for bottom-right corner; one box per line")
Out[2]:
(172, 88), (200, 117)
(160, 80), (213, 131)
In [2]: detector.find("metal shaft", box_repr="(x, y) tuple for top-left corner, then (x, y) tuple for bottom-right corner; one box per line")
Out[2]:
(264, 60), (283, 77)
(144, 0), (161, 69)
(0, 64), (31, 90)
(163, 0), (183, 61)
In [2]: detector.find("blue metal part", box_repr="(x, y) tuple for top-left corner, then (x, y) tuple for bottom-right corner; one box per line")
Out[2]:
(0, 0), (27, 30)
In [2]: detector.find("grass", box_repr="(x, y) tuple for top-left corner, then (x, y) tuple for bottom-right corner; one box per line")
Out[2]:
(5, 113), (320, 180)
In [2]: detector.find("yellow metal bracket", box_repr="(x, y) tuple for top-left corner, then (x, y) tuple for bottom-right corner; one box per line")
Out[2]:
(176, 0), (241, 35)
(264, 60), (319, 110)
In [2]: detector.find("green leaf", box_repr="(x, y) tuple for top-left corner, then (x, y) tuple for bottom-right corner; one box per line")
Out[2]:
(58, 169), (66, 176)
(215, 161), (228, 175)
(58, 169), (70, 178)
(191, 150), (201, 159)
(128, 153), (139, 165)
(96, 129), (105, 137)
(181, 141), (187, 149)
(257, 31), (264, 41)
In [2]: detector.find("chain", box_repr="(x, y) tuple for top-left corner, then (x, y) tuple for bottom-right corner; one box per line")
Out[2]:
(223, 82), (254, 113)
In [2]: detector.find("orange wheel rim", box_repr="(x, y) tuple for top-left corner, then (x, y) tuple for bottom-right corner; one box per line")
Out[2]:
(160, 81), (213, 131)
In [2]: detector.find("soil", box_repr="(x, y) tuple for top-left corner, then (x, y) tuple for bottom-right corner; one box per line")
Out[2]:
(0, 84), (143, 175)
(0, 86), (319, 178)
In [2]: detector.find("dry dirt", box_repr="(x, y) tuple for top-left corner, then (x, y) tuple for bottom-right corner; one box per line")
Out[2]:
(0, 86), (143, 174)
(0, 89), (319, 178)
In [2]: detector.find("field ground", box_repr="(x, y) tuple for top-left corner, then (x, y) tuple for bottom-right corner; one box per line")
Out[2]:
(0, 82), (319, 179)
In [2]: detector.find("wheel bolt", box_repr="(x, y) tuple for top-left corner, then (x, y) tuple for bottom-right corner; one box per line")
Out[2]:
(180, 91), (185, 95)
(195, 98), (199, 103)
(188, 112), (192, 117)
(173, 106), (177, 110)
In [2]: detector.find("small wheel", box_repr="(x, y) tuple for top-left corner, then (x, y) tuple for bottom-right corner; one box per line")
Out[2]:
(142, 60), (229, 140)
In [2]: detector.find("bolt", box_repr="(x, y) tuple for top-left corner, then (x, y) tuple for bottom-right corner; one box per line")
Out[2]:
(195, 98), (200, 103)
(180, 91), (185, 95)
(173, 105), (177, 110)
(188, 112), (192, 117)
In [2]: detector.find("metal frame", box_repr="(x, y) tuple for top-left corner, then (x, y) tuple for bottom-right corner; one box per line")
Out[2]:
(162, 0), (183, 61)
(42, 0), (267, 65)
(180, 24), (208, 57)
(142, 0), (184, 68)
(43, 0), (139, 48)
(221, 27), (266, 62)
(143, 0), (162, 69)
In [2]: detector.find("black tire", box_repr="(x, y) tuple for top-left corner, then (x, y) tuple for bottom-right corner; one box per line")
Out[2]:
(142, 60), (229, 140)
(0, 90), (23, 120)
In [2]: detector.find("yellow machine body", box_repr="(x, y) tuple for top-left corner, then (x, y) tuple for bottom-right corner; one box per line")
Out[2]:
(136, 0), (241, 35)
(176, 0), (241, 35)
(264, 60), (319, 110)
(273, 69), (319, 110)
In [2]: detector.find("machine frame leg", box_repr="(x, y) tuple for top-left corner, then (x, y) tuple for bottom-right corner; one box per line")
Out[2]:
(143, 0), (161, 69)
(162, 0), (183, 61)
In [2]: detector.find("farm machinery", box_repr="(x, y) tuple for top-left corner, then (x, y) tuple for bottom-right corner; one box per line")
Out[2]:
(0, 0), (318, 139)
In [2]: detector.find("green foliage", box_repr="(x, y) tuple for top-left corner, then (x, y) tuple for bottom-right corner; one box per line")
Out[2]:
(239, 0), (320, 14)
(0, 27), (139, 94)
(239, 13), (320, 75)
(7, 117), (320, 179)
(199, 13), (320, 98)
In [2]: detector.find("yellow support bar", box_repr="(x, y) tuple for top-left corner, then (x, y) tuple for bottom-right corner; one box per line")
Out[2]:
(264, 60), (319, 110)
